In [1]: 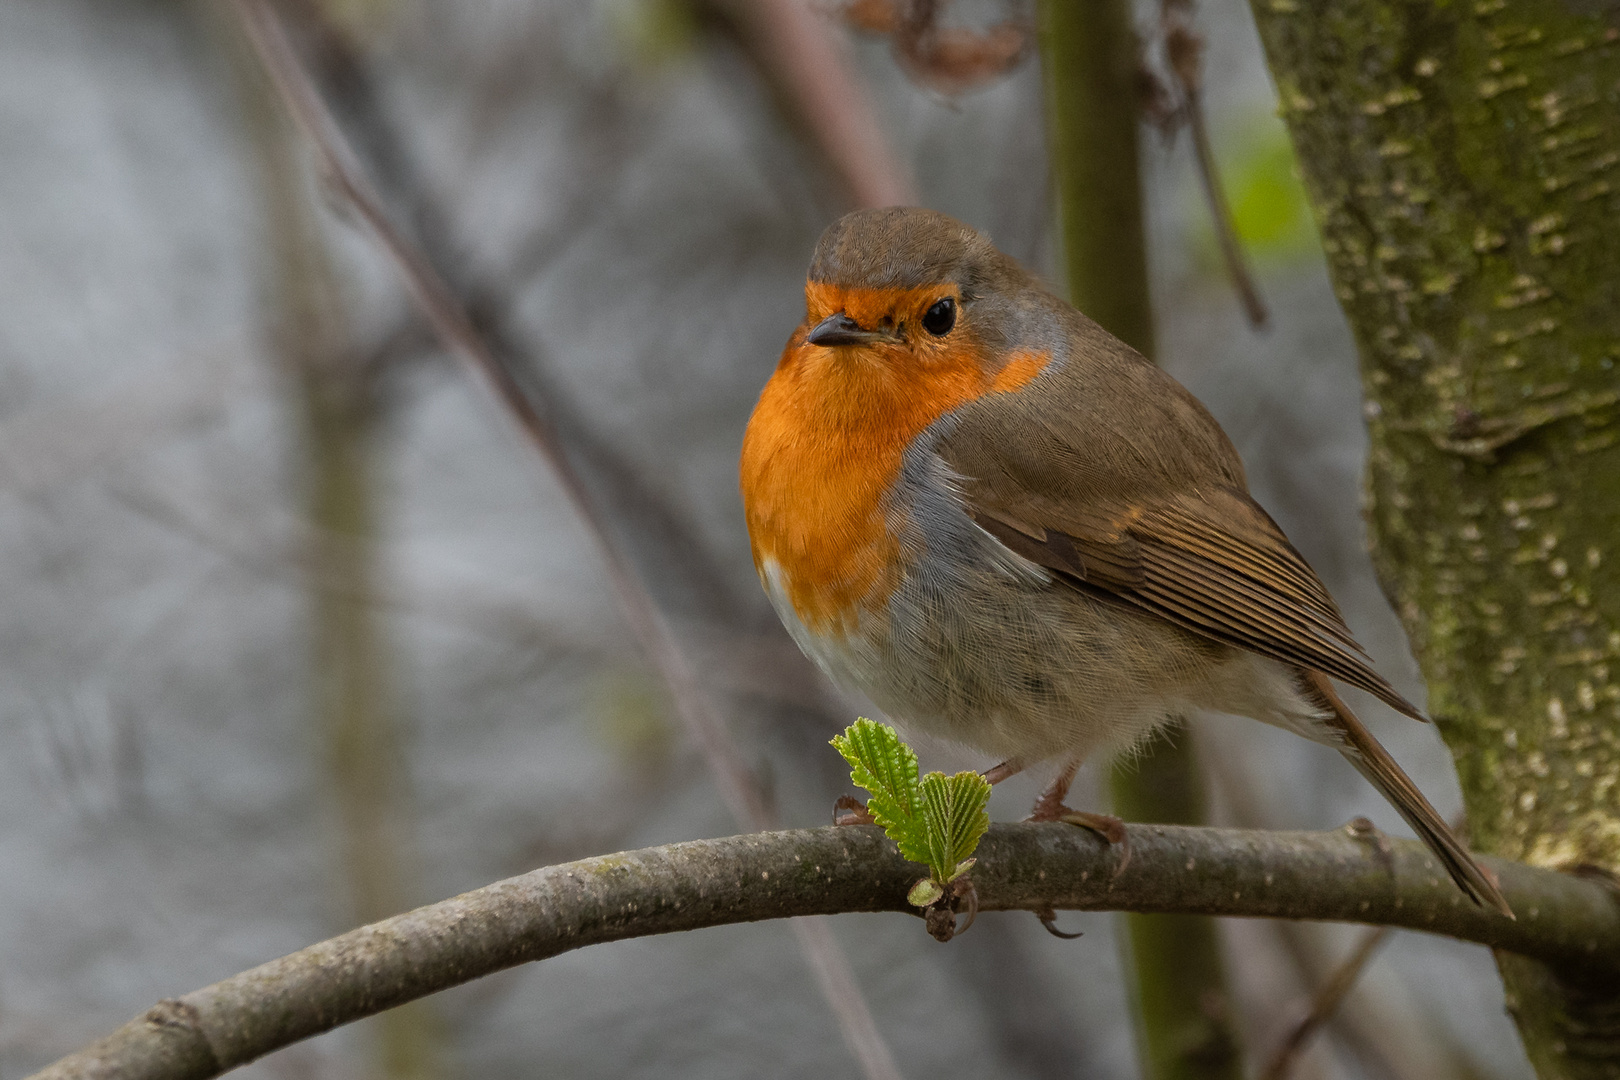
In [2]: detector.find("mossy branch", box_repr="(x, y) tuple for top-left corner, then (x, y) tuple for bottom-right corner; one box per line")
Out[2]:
(29, 824), (1620, 1080)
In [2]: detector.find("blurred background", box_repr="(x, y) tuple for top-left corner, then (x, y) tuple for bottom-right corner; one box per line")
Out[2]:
(0, 1), (1535, 1077)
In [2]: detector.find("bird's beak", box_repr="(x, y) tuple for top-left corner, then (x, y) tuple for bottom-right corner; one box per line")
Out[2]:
(807, 312), (899, 347)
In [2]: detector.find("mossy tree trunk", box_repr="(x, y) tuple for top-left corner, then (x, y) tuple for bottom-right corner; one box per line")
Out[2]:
(1249, 4), (1620, 1077)
(1038, 3), (1245, 1078)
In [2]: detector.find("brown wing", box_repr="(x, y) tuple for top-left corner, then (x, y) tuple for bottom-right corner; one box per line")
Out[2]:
(931, 306), (1424, 722)
(969, 489), (1424, 722)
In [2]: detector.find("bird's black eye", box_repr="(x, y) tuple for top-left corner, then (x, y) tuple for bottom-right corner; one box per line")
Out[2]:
(921, 297), (956, 337)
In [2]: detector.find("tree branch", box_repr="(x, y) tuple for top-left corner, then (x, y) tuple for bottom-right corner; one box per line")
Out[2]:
(29, 823), (1620, 1080)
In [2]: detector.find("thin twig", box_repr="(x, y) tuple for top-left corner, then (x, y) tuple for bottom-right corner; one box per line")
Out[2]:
(1185, 90), (1268, 328)
(282, 5), (754, 626)
(703, 0), (915, 207)
(229, 5), (903, 1079)
(1259, 926), (1391, 1080)
(1260, 810), (1480, 1080)
(1202, 737), (1475, 1080)
(27, 823), (1620, 1080)
(1160, 1), (1268, 328)
(235, 0), (767, 837)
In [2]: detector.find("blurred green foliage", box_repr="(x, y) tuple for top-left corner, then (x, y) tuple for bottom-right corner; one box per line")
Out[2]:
(611, 0), (702, 67)
(316, 0), (403, 40)
(593, 671), (675, 768)
(1195, 114), (1320, 267)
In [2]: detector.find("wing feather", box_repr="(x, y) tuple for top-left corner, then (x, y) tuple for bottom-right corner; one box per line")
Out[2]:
(1136, 502), (1341, 615)
(966, 492), (1423, 722)
(1139, 536), (1363, 653)
(929, 310), (1422, 723)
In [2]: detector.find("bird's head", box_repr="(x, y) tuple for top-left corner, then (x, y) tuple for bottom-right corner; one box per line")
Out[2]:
(797, 207), (1033, 371)
(753, 207), (1053, 439)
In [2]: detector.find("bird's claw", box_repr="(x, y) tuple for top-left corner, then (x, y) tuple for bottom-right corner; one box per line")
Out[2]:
(1035, 906), (1083, 939)
(1028, 801), (1131, 878)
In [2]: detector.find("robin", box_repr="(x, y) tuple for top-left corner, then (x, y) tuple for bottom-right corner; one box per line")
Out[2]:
(739, 207), (1511, 916)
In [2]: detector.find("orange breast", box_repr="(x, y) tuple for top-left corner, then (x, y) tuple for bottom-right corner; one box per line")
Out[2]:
(739, 317), (1049, 635)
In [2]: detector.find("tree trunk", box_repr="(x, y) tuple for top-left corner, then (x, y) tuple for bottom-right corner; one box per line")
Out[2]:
(1249, 3), (1620, 1076)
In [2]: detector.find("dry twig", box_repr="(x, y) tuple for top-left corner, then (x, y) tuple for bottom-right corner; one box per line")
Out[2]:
(230, 4), (904, 1079)
(841, 0), (1030, 95)
(1157, 0), (1268, 328)
(702, 0), (915, 206)
(1259, 811), (1486, 1080)
(1259, 925), (1391, 1080)
(1202, 736), (1479, 1080)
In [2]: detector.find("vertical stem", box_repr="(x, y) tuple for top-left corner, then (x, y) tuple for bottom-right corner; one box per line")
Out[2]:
(1040, 0), (1154, 356)
(1111, 727), (1243, 1080)
(283, 137), (445, 1080)
(302, 372), (442, 1080)
(1038, 3), (1244, 1078)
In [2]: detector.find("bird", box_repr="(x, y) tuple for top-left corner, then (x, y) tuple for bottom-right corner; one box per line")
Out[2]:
(738, 206), (1511, 917)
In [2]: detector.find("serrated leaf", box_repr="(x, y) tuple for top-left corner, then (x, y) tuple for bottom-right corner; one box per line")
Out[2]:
(907, 879), (945, 908)
(919, 771), (992, 882)
(830, 719), (929, 862)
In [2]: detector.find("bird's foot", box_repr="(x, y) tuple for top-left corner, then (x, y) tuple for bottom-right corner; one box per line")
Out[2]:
(833, 795), (875, 826)
(981, 758), (1023, 785)
(1027, 798), (1130, 876)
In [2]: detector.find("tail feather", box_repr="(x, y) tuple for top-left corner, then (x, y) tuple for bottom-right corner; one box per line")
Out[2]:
(1300, 670), (1514, 919)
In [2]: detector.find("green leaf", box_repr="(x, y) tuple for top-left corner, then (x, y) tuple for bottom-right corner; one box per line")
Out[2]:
(919, 771), (992, 882)
(830, 719), (928, 863)
(830, 722), (993, 887)
(906, 879), (945, 908)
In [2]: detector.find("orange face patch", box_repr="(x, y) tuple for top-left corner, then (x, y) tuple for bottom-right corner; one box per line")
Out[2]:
(990, 352), (1048, 394)
(804, 280), (953, 336)
(739, 282), (1049, 634)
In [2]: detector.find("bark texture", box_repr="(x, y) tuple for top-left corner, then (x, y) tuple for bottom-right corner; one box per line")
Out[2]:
(27, 823), (1620, 1080)
(1248, 3), (1620, 1075)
